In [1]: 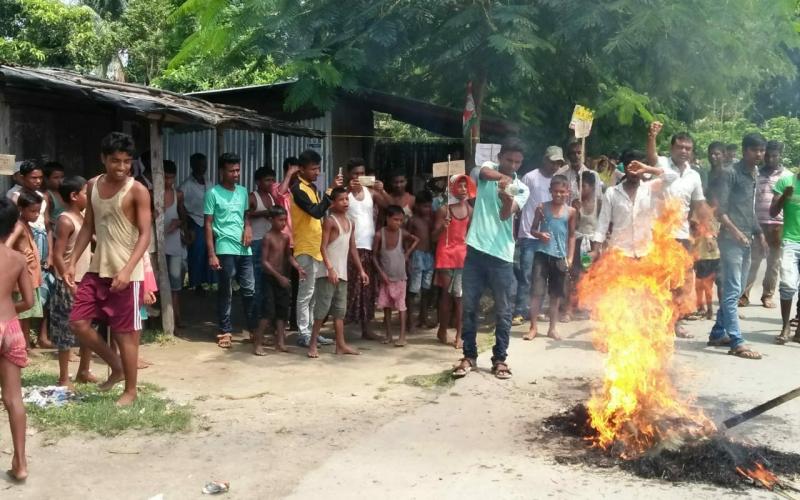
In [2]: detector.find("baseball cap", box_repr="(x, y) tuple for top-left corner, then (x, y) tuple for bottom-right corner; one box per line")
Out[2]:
(544, 146), (564, 162)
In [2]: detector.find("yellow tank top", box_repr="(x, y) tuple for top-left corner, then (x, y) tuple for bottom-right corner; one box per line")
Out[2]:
(88, 176), (145, 281)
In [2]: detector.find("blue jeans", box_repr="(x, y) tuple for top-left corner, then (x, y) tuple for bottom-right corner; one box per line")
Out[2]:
(710, 237), (752, 348)
(187, 220), (216, 288)
(462, 247), (515, 363)
(513, 239), (537, 318)
(217, 254), (257, 333)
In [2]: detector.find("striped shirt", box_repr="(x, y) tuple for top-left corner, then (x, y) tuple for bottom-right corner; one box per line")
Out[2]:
(755, 166), (792, 225)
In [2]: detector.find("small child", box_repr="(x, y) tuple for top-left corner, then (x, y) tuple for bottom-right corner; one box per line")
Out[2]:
(692, 212), (720, 320)
(50, 176), (95, 388)
(7, 191), (44, 344)
(433, 175), (475, 349)
(408, 190), (435, 329)
(0, 197), (35, 481)
(308, 187), (369, 358)
(373, 205), (419, 346)
(569, 171), (601, 320)
(526, 175), (576, 341)
(253, 206), (303, 355)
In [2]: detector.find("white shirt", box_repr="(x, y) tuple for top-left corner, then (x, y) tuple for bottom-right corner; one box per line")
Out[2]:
(348, 187), (375, 250)
(179, 176), (210, 227)
(517, 168), (553, 240)
(555, 163), (603, 204)
(657, 156), (705, 240)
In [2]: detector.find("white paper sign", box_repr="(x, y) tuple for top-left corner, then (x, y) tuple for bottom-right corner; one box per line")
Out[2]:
(0, 155), (15, 176)
(475, 143), (501, 168)
(569, 105), (594, 139)
(432, 160), (466, 178)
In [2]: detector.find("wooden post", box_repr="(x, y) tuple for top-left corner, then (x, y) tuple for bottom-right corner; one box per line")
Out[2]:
(149, 121), (175, 336)
(579, 137), (586, 197)
(0, 95), (11, 193)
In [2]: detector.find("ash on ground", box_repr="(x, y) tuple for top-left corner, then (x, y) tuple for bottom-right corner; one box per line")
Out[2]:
(540, 403), (800, 489)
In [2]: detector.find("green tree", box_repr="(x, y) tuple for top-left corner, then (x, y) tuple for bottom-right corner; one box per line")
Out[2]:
(0, 0), (103, 69)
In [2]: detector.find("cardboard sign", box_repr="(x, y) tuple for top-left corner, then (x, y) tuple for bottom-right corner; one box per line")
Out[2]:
(0, 155), (15, 176)
(569, 105), (594, 139)
(432, 159), (466, 178)
(475, 143), (501, 168)
(358, 175), (375, 187)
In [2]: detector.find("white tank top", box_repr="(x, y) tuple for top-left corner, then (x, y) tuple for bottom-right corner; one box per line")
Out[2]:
(325, 215), (352, 281)
(251, 190), (273, 241)
(347, 188), (374, 250)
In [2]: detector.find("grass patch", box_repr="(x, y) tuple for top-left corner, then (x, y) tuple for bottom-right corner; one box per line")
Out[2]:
(22, 371), (191, 436)
(140, 329), (175, 346)
(403, 369), (455, 389)
(476, 333), (495, 353)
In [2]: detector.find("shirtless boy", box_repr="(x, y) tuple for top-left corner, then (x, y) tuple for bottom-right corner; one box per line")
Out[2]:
(67, 132), (152, 406)
(0, 198), (34, 482)
(408, 191), (436, 329)
(253, 206), (304, 355)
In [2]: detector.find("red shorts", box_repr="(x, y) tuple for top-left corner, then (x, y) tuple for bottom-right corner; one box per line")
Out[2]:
(0, 317), (28, 368)
(69, 272), (144, 332)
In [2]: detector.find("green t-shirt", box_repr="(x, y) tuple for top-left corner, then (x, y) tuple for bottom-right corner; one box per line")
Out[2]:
(465, 162), (529, 263)
(774, 175), (800, 243)
(204, 184), (252, 256)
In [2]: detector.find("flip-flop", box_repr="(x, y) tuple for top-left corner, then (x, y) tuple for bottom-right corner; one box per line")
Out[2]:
(728, 346), (761, 359)
(452, 358), (475, 378)
(216, 334), (232, 349)
(491, 362), (512, 380)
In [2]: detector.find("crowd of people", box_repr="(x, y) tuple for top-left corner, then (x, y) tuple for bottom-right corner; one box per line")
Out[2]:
(0, 123), (796, 480)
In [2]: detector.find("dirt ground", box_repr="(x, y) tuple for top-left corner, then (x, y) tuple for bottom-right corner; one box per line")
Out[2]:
(1, 279), (797, 499)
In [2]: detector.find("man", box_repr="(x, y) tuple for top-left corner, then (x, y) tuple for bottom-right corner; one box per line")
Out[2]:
(556, 140), (601, 204)
(67, 132), (151, 406)
(771, 164), (800, 344)
(204, 153), (257, 349)
(705, 141), (729, 206)
(591, 150), (677, 259)
(290, 149), (343, 347)
(724, 144), (738, 168)
(511, 146), (564, 325)
(742, 141), (791, 309)
(647, 123), (706, 338)
(708, 133), (768, 360)
(180, 153), (214, 294)
(452, 138), (529, 380)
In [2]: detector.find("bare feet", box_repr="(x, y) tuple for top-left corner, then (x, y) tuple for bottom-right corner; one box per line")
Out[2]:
(8, 456), (27, 482)
(335, 344), (360, 355)
(57, 378), (75, 391)
(253, 345), (266, 356)
(361, 330), (381, 341)
(523, 328), (537, 341)
(394, 341), (407, 347)
(437, 329), (448, 344)
(547, 329), (562, 341)
(115, 391), (137, 407)
(37, 336), (54, 349)
(307, 347), (319, 358)
(97, 371), (125, 392)
(69, 350), (80, 363)
(275, 344), (289, 353)
(75, 370), (98, 384)
(382, 337), (393, 345)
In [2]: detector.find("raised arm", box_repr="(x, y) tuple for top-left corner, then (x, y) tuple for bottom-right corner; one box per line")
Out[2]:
(646, 121), (662, 168)
(278, 165), (298, 196)
(290, 183), (331, 219)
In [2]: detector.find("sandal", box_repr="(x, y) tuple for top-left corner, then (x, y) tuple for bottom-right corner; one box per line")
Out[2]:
(728, 345), (762, 360)
(738, 296), (750, 307)
(791, 317), (800, 327)
(559, 313), (572, 324)
(762, 297), (776, 309)
(491, 361), (512, 380)
(217, 333), (232, 349)
(776, 334), (789, 345)
(452, 358), (475, 378)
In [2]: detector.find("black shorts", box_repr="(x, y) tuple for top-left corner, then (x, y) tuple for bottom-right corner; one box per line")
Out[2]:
(261, 275), (291, 322)
(531, 252), (568, 298)
(695, 259), (719, 279)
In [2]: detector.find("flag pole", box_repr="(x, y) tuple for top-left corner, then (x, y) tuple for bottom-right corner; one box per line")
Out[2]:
(446, 155), (451, 246)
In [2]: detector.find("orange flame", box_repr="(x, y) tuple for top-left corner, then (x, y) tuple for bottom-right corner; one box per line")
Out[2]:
(737, 462), (779, 490)
(577, 199), (715, 457)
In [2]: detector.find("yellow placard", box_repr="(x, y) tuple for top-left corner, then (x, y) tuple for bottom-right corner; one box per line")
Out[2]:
(569, 105), (595, 139)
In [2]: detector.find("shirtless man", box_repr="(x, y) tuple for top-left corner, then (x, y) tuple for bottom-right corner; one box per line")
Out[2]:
(67, 132), (152, 406)
(386, 173), (415, 222)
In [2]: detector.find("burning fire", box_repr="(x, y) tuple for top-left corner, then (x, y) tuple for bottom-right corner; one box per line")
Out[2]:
(577, 199), (715, 457)
(737, 462), (779, 490)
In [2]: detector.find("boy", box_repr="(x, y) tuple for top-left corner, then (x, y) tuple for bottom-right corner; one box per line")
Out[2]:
(386, 172), (415, 222)
(691, 209), (720, 320)
(179, 152), (213, 294)
(50, 176), (95, 388)
(43, 161), (67, 223)
(374, 205), (419, 347)
(290, 149), (343, 347)
(408, 190), (435, 329)
(0, 197), (35, 482)
(253, 206), (304, 355)
(525, 175), (576, 340)
(161, 161), (187, 327)
(433, 174), (475, 348)
(248, 167), (276, 310)
(7, 191), (45, 344)
(67, 132), (152, 406)
(205, 153), (257, 349)
(308, 188), (369, 358)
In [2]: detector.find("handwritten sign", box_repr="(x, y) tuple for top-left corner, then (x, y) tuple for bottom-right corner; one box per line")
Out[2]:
(569, 105), (594, 139)
(432, 159), (466, 178)
(475, 143), (501, 169)
(0, 155), (15, 176)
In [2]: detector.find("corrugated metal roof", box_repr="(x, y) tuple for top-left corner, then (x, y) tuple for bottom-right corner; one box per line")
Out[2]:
(0, 65), (324, 137)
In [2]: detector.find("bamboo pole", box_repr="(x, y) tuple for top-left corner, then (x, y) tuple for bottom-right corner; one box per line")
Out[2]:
(445, 154), (451, 246)
(150, 121), (175, 336)
(722, 386), (800, 430)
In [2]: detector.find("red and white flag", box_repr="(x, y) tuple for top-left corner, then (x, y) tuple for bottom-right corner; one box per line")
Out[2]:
(463, 81), (477, 135)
